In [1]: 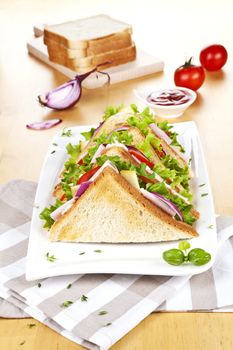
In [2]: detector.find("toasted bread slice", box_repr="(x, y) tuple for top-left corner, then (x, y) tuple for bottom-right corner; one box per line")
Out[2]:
(44, 15), (132, 49)
(45, 34), (132, 59)
(49, 167), (198, 242)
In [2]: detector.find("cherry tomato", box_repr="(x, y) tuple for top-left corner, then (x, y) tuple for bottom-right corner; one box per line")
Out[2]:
(77, 166), (101, 185)
(174, 58), (205, 91)
(129, 149), (154, 168)
(200, 44), (228, 71)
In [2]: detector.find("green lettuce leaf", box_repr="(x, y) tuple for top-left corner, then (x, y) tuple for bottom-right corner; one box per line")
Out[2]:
(102, 104), (124, 121)
(40, 199), (63, 229)
(81, 128), (96, 141)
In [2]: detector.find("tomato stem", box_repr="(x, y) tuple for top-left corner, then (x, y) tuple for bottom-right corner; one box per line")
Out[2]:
(182, 57), (194, 68)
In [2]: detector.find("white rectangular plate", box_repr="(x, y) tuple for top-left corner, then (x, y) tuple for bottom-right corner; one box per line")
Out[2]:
(26, 121), (217, 280)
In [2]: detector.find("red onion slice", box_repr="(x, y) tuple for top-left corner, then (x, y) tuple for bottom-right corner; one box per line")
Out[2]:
(75, 181), (92, 198)
(107, 126), (130, 139)
(149, 123), (172, 144)
(140, 189), (183, 221)
(38, 66), (110, 111)
(38, 79), (82, 110)
(26, 118), (62, 130)
(93, 122), (104, 137)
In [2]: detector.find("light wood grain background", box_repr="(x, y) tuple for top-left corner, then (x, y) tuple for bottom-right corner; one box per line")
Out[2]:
(0, 0), (233, 349)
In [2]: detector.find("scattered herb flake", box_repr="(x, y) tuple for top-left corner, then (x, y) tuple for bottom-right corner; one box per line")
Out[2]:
(61, 128), (72, 137)
(201, 193), (208, 197)
(51, 150), (56, 154)
(27, 323), (36, 328)
(37, 283), (42, 288)
(94, 249), (103, 253)
(79, 252), (86, 255)
(20, 341), (26, 346)
(199, 183), (206, 187)
(61, 300), (73, 308)
(208, 224), (213, 229)
(45, 252), (56, 262)
(67, 283), (72, 289)
(98, 310), (108, 316)
(81, 294), (88, 302)
(52, 142), (58, 146)
(104, 322), (112, 327)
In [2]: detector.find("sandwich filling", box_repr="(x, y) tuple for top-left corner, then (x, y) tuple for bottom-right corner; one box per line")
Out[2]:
(40, 105), (199, 233)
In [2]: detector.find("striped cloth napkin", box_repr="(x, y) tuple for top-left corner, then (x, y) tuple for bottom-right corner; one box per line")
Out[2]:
(0, 180), (233, 350)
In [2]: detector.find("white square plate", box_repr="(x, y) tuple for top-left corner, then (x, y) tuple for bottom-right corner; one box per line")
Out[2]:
(26, 121), (217, 280)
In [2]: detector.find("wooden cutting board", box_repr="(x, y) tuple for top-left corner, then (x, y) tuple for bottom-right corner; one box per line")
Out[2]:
(27, 24), (164, 89)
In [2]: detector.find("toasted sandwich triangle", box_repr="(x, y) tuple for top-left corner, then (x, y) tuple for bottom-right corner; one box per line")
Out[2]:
(49, 167), (198, 243)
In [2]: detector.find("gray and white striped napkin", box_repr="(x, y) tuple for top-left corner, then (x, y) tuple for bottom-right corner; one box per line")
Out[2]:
(0, 180), (233, 350)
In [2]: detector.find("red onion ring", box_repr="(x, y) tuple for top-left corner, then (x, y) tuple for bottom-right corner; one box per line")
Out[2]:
(26, 118), (62, 130)
(140, 189), (183, 221)
(75, 181), (92, 198)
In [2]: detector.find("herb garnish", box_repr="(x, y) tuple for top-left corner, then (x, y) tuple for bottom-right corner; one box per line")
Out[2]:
(104, 322), (112, 327)
(37, 283), (42, 288)
(81, 294), (88, 302)
(208, 224), (213, 229)
(199, 183), (206, 187)
(61, 301), (73, 308)
(67, 283), (72, 289)
(51, 150), (56, 154)
(163, 241), (211, 266)
(98, 310), (108, 316)
(94, 249), (103, 253)
(79, 252), (85, 255)
(20, 341), (26, 346)
(45, 252), (56, 262)
(27, 323), (36, 328)
(61, 128), (72, 137)
(201, 193), (208, 197)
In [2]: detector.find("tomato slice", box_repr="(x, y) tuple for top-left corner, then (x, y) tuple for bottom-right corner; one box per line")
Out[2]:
(139, 175), (154, 184)
(77, 166), (101, 185)
(129, 150), (154, 168)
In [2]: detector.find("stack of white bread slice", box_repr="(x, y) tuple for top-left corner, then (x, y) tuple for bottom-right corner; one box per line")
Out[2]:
(40, 105), (200, 243)
(44, 14), (136, 72)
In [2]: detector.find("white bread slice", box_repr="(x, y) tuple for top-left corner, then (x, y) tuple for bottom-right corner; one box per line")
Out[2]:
(48, 43), (136, 68)
(44, 15), (132, 49)
(49, 167), (198, 242)
(44, 34), (132, 59)
(48, 44), (136, 71)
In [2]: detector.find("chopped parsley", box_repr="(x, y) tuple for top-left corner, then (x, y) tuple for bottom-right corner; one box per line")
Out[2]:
(37, 283), (42, 288)
(98, 310), (108, 316)
(81, 294), (88, 302)
(79, 252), (86, 255)
(20, 341), (26, 346)
(27, 323), (36, 328)
(67, 283), (72, 289)
(61, 128), (72, 137)
(61, 300), (73, 308)
(45, 252), (56, 262)
(104, 322), (112, 327)
(208, 224), (213, 229)
(51, 150), (56, 154)
(199, 183), (206, 187)
(201, 193), (208, 197)
(94, 249), (103, 253)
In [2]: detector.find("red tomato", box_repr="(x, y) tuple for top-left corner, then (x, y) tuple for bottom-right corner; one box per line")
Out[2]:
(174, 58), (205, 91)
(200, 44), (228, 71)
(129, 149), (154, 168)
(77, 166), (101, 185)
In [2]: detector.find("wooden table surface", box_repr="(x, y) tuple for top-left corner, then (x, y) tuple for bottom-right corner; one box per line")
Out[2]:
(0, 0), (233, 349)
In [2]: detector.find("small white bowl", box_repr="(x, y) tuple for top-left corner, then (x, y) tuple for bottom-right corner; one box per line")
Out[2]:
(134, 87), (197, 119)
